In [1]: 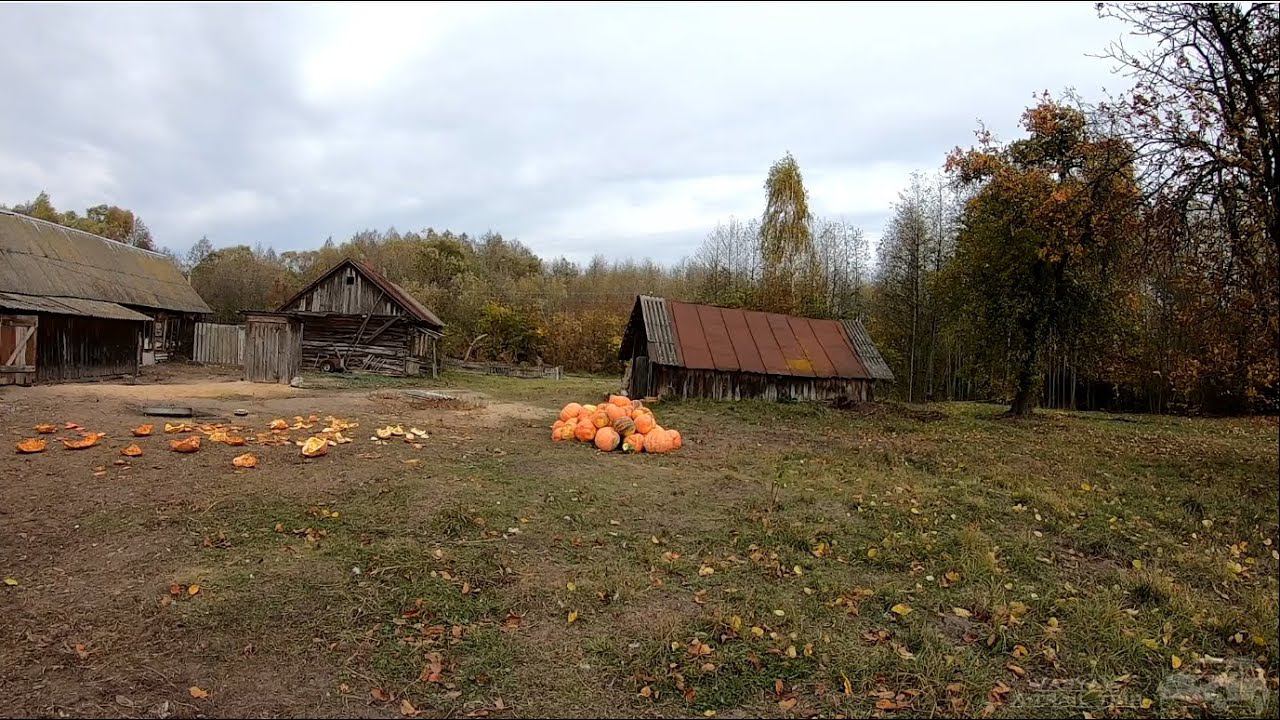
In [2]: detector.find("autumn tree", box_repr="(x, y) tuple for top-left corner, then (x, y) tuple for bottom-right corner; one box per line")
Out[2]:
(947, 98), (1142, 416)
(759, 153), (815, 314)
(4, 192), (156, 250)
(1099, 2), (1279, 411)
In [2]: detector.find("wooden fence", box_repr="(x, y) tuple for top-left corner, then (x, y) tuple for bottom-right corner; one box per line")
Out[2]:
(446, 358), (563, 379)
(193, 322), (245, 365)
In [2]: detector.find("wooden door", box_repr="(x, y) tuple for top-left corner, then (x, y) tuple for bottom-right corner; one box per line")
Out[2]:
(244, 316), (301, 384)
(0, 314), (37, 385)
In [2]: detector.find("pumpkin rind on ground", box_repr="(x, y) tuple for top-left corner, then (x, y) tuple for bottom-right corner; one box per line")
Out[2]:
(16, 438), (46, 453)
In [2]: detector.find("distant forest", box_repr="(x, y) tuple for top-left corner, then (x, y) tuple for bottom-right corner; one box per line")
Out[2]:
(6, 4), (1274, 414)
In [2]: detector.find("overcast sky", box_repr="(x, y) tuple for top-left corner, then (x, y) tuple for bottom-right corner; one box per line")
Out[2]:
(0, 2), (1137, 264)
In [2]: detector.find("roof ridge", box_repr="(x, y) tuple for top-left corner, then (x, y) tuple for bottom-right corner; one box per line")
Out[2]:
(0, 209), (171, 259)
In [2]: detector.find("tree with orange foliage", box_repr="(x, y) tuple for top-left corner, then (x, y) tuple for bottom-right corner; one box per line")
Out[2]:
(946, 98), (1143, 416)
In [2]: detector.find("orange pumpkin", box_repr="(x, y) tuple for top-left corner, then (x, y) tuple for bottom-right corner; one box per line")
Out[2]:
(34, 423), (57, 434)
(121, 444), (143, 457)
(634, 413), (655, 434)
(170, 436), (201, 453)
(623, 432), (645, 453)
(594, 427), (620, 451)
(669, 430), (683, 450)
(591, 410), (611, 429)
(16, 438), (46, 454)
(552, 419), (565, 431)
(300, 436), (328, 458)
(608, 395), (631, 408)
(604, 404), (627, 423)
(646, 429), (672, 454)
(557, 423), (576, 441)
(132, 424), (154, 437)
(62, 433), (105, 450)
(574, 420), (596, 443)
(232, 453), (259, 468)
(559, 403), (583, 422)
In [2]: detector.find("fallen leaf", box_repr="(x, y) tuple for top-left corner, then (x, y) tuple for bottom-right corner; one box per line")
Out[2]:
(953, 607), (972, 618)
(370, 687), (391, 702)
(400, 698), (418, 716)
(187, 584), (201, 596)
(188, 686), (208, 699)
(567, 610), (578, 624)
(3, 577), (18, 586)
(890, 603), (912, 616)
(1171, 655), (1182, 670)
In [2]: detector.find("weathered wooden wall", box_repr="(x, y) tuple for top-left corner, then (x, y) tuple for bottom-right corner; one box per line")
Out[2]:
(143, 311), (199, 362)
(1, 314), (37, 385)
(629, 359), (873, 402)
(193, 322), (245, 365)
(35, 314), (141, 383)
(243, 315), (301, 384)
(284, 268), (406, 316)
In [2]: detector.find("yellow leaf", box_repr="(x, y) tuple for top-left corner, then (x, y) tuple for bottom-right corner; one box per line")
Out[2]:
(867, 548), (879, 559)
(567, 610), (578, 624)
(841, 671), (853, 696)
(891, 603), (912, 616)
(3, 577), (17, 586)
(187, 584), (201, 596)
(698, 565), (714, 576)
(1131, 559), (1143, 570)
(400, 699), (418, 717)
(188, 686), (209, 699)
(1141, 698), (1153, 709)
(566, 581), (576, 591)
(1171, 655), (1182, 669)
(953, 607), (972, 618)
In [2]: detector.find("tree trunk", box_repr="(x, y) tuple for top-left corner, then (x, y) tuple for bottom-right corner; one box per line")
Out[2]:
(1007, 340), (1040, 417)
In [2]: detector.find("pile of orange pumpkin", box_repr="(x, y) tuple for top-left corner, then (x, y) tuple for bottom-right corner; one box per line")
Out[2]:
(551, 395), (683, 454)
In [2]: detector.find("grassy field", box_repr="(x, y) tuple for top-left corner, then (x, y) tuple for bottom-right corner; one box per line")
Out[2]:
(2, 371), (1276, 717)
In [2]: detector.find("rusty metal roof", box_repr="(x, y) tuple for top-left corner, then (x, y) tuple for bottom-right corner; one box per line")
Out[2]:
(621, 295), (890, 382)
(0, 291), (151, 321)
(277, 258), (444, 329)
(0, 210), (212, 314)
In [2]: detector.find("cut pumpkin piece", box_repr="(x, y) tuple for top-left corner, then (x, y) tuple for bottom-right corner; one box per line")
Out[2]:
(232, 452), (258, 468)
(62, 433), (105, 450)
(269, 418), (289, 431)
(121, 444), (143, 457)
(132, 424), (154, 437)
(300, 436), (328, 458)
(164, 422), (191, 434)
(34, 423), (57, 434)
(169, 436), (201, 453)
(223, 435), (246, 446)
(16, 438), (46, 454)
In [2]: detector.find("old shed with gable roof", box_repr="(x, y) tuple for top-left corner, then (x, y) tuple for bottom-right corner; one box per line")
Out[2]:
(0, 210), (211, 385)
(619, 295), (893, 402)
(243, 258), (444, 383)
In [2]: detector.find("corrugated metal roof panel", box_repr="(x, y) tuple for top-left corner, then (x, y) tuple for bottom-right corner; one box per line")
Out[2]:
(766, 312), (815, 376)
(696, 304), (740, 371)
(842, 319), (895, 381)
(638, 295), (682, 365)
(625, 296), (889, 382)
(788, 315), (837, 377)
(815, 318), (868, 378)
(721, 308), (766, 374)
(669, 300), (714, 369)
(0, 210), (211, 314)
(0, 292), (151, 321)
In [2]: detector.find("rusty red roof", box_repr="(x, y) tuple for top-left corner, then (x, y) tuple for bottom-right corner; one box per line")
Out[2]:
(621, 295), (891, 381)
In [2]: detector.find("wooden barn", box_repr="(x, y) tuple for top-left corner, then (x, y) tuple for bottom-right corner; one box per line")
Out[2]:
(243, 258), (443, 383)
(0, 210), (212, 385)
(619, 295), (893, 402)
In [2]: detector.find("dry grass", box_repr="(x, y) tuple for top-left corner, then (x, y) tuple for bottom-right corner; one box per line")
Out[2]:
(1, 371), (1276, 717)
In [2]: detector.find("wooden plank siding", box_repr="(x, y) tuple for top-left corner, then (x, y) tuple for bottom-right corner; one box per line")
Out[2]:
(1, 314), (37, 385)
(193, 322), (245, 365)
(282, 267), (404, 316)
(638, 364), (873, 402)
(243, 314), (302, 384)
(35, 314), (141, 383)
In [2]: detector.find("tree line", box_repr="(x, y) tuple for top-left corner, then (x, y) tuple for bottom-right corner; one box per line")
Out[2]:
(5, 4), (1272, 414)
